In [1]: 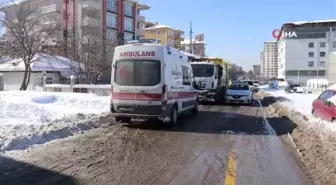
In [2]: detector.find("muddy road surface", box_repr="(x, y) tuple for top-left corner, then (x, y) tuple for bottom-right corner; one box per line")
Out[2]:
(0, 102), (312, 185)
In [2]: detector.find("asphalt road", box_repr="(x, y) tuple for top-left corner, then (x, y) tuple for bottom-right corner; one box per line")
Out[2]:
(0, 101), (312, 185)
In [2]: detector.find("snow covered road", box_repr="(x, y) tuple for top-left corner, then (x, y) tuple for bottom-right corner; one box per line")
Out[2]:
(0, 91), (110, 151)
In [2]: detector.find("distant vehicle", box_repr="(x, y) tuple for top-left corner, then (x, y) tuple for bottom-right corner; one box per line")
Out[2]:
(225, 83), (252, 105)
(312, 89), (336, 122)
(242, 80), (258, 92)
(271, 78), (289, 88)
(253, 80), (260, 86)
(285, 84), (304, 93)
(111, 43), (199, 125)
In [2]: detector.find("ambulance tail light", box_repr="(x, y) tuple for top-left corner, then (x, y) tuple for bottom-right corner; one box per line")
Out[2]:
(111, 84), (114, 99)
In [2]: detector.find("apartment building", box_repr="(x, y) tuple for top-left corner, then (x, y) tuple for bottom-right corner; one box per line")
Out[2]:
(277, 20), (336, 85)
(260, 51), (264, 77)
(261, 41), (278, 79)
(1, 0), (150, 44)
(144, 22), (184, 49)
(253, 64), (261, 76)
(0, 12), (4, 38)
(181, 34), (206, 57)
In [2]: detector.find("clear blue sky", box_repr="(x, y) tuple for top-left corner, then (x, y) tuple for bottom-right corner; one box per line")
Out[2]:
(139, 0), (336, 70)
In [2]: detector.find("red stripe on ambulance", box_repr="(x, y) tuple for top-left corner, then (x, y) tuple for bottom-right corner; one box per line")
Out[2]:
(112, 92), (197, 101)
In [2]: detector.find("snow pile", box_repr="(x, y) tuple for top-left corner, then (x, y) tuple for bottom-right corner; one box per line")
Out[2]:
(0, 54), (83, 77)
(261, 88), (336, 132)
(0, 91), (110, 151)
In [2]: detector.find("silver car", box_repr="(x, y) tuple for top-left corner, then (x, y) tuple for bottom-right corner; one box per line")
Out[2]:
(225, 83), (253, 105)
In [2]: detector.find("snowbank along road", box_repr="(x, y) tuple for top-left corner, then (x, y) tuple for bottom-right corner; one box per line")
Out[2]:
(0, 97), (312, 185)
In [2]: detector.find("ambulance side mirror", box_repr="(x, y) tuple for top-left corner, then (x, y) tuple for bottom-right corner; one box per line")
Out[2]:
(192, 81), (197, 89)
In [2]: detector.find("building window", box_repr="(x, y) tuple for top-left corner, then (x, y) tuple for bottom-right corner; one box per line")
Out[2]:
(167, 39), (174, 47)
(308, 42), (314, 48)
(320, 52), (326, 57)
(333, 41), (336, 48)
(124, 32), (134, 41)
(108, 30), (117, 41)
(157, 30), (161, 35)
(308, 52), (314, 57)
(182, 66), (191, 85)
(106, 12), (117, 28)
(124, 17), (134, 32)
(308, 61), (314, 67)
(320, 61), (326, 67)
(107, 0), (117, 12)
(320, 42), (326, 48)
(124, 2), (134, 17)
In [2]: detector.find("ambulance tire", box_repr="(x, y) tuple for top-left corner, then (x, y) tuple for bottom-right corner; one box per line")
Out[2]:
(169, 105), (178, 126)
(115, 117), (131, 123)
(191, 100), (199, 116)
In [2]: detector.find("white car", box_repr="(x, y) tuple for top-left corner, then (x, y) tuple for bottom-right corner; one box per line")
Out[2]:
(253, 81), (260, 86)
(225, 83), (253, 105)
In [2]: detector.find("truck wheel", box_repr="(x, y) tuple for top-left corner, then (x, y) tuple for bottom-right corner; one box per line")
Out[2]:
(115, 117), (131, 123)
(192, 101), (199, 116)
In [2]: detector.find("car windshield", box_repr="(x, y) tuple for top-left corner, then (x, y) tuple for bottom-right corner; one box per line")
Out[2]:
(191, 64), (214, 77)
(114, 60), (161, 86)
(253, 81), (259, 83)
(229, 84), (249, 90)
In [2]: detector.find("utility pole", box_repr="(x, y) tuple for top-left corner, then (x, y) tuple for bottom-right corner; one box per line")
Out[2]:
(189, 21), (193, 54)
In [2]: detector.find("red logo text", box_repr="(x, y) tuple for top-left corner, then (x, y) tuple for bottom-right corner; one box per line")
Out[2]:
(120, 51), (155, 57)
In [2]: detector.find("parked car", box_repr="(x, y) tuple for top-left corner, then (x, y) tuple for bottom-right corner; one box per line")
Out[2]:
(285, 84), (304, 93)
(242, 80), (258, 92)
(225, 83), (252, 105)
(312, 89), (336, 122)
(253, 81), (260, 86)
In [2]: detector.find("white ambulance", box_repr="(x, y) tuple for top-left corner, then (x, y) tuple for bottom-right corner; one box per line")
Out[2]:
(111, 43), (199, 125)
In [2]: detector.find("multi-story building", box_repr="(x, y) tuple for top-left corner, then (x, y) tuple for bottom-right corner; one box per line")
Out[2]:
(0, 12), (4, 39)
(253, 64), (261, 76)
(144, 22), (184, 49)
(260, 51), (264, 78)
(1, 0), (150, 44)
(181, 34), (206, 57)
(277, 19), (336, 85)
(261, 41), (278, 79)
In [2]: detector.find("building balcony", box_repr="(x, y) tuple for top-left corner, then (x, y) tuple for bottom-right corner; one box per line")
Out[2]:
(82, 0), (101, 10)
(135, 29), (145, 37)
(83, 16), (101, 26)
(137, 15), (145, 22)
(41, 4), (61, 14)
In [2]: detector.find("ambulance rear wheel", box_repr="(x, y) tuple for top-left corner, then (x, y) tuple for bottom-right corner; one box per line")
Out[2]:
(169, 106), (178, 125)
(115, 117), (131, 123)
(192, 101), (199, 116)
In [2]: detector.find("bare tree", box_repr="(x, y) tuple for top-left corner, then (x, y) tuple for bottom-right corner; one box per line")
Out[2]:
(60, 16), (119, 84)
(0, 1), (59, 90)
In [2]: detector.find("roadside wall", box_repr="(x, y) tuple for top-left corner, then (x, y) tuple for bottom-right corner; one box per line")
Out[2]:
(44, 84), (111, 96)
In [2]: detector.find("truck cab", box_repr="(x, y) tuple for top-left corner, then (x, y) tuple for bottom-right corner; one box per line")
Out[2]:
(190, 61), (225, 102)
